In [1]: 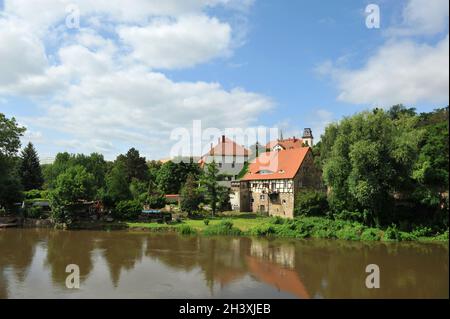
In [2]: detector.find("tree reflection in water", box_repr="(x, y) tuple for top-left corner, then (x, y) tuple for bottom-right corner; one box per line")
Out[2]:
(0, 229), (448, 298)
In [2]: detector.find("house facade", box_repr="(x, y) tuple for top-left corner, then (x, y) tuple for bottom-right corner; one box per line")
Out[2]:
(240, 147), (322, 218)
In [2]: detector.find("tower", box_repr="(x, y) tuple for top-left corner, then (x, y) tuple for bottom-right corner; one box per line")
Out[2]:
(302, 128), (314, 147)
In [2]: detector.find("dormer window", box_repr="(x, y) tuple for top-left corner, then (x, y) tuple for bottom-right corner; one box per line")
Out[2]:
(257, 170), (274, 175)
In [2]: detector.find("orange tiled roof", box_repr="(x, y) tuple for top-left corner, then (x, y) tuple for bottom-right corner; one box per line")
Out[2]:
(242, 147), (310, 181)
(265, 138), (304, 151)
(201, 136), (250, 158)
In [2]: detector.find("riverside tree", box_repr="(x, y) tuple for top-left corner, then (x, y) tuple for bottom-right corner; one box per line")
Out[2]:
(180, 173), (202, 216)
(199, 162), (226, 216)
(49, 165), (96, 222)
(0, 113), (26, 209)
(19, 142), (44, 191)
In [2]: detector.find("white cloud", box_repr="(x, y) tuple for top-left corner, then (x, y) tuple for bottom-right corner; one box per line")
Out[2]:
(0, 0), (267, 159)
(118, 15), (231, 69)
(388, 0), (449, 36)
(0, 17), (48, 87)
(323, 35), (449, 106)
(318, 0), (449, 107)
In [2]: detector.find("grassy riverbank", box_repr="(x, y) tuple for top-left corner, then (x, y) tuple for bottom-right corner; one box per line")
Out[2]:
(126, 213), (449, 242)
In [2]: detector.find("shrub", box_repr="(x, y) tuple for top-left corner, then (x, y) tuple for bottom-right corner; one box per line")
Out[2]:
(26, 206), (45, 219)
(361, 228), (382, 241)
(24, 189), (47, 200)
(114, 200), (142, 220)
(399, 231), (418, 241)
(203, 218), (210, 226)
(249, 224), (277, 237)
(336, 225), (363, 241)
(203, 220), (241, 236)
(383, 224), (400, 241)
(294, 190), (328, 217)
(178, 224), (197, 235)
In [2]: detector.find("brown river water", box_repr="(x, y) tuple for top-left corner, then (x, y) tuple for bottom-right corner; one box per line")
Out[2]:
(0, 228), (448, 299)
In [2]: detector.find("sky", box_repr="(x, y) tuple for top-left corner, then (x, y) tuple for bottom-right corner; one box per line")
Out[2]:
(0, 0), (448, 162)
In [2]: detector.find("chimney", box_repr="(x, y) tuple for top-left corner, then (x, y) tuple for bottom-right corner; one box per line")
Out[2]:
(222, 135), (225, 143)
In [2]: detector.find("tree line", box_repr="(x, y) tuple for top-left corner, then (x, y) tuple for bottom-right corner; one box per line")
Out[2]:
(310, 105), (448, 231)
(0, 113), (230, 222)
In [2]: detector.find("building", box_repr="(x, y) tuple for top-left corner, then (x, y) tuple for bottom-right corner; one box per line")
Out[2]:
(265, 137), (304, 152)
(199, 135), (250, 187)
(239, 147), (322, 218)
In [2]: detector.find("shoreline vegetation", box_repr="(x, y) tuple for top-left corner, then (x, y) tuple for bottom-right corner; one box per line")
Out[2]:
(9, 213), (448, 242)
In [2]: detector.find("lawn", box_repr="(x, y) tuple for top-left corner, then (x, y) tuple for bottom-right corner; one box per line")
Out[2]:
(127, 212), (267, 232)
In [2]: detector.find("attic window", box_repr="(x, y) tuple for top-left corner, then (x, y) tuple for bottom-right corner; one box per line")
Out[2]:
(257, 170), (274, 175)
(278, 170), (285, 174)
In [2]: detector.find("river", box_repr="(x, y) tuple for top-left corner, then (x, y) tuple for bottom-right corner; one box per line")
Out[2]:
(0, 228), (448, 298)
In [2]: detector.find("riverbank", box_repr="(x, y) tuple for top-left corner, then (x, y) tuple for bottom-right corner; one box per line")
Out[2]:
(126, 214), (449, 242)
(2, 214), (447, 242)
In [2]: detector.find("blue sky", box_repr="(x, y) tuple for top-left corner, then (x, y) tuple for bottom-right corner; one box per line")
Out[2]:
(0, 0), (448, 161)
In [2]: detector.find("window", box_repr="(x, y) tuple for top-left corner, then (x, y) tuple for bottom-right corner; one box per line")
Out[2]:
(232, 162), (235, 168)
(218, 163), (222, 168)
(282, 199), (286, 204)
(260, 195), (265, 200)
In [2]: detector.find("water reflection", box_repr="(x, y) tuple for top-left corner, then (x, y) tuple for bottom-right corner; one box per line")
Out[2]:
(0, 229), (448, 298)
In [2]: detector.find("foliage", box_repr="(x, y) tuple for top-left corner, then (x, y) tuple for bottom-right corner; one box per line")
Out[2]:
(0, 113), (25, 209)
(321, 107), (423, 224)
(199, 161), (225, 216)
(116, 148), (149, 183)
(26, 206), (46, 219)
(48, 165), (96, 223)
(294, 189), (328, 216)
(203, 218), (210, 226)
(180, 173), (202, 215)
(177, 224), (197, 235)
(19, 142), (44, 191)
(24, 189), (48, 200)
(202, 220), (242, 236)
(114, 200), (142, 220)
(157, 160), (201, 194)
(105, 161), (131, 205)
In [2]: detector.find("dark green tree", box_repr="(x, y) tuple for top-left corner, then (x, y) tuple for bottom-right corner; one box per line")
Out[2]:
(199, 162), (223, 216)
(180, 173), (202, 215)
(19, 142), (44, 191)
(105, 161), (131, 205)
(117, 148), (149, 182)
(0, 113), (26, 209)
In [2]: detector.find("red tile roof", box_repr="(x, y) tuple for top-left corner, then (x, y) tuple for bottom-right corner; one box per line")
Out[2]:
(242, 147), (310, 181)
(265, 138), (304, 151)
(199, 136), (250, 166)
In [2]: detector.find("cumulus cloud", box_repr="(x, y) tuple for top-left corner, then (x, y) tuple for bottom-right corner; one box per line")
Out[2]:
(327, 35), (449, 106)
(0, 17), (48, 87)
(317, 0), (449, 107)
(0, 0), (268, 159)
(388, 0), (449, 36)
(118, 15), (231, 69)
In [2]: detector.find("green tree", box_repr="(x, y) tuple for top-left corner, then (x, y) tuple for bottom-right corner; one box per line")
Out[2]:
(157, 160), (200, 194)
(180, 174), (202, 215)
(49, 165), (95, 222)
(117, 148), (149, 182)
(199, 162), (224, 216)
(0, 113), (26, 209)
(322, 108), (422, 224)
(105, 161), (131, 205)
(19, 142), (44, 191)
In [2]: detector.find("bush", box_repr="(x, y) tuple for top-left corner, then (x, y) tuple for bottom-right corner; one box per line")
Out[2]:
(249, 223), (277, 237)
(24, 189), (48, 200)
(26, 206), (45, 219)
(203, 218), (210, 226)
(203, 220), (242, 236)
(178, 224), (197, 235)
(146, 194), (166, 209)
(114, 200), (142, 220)
(399, 231), (418, 241)
(361, 228), (382, 241)
(294, 190), (328, 217)
(383, 224), (400, 241)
